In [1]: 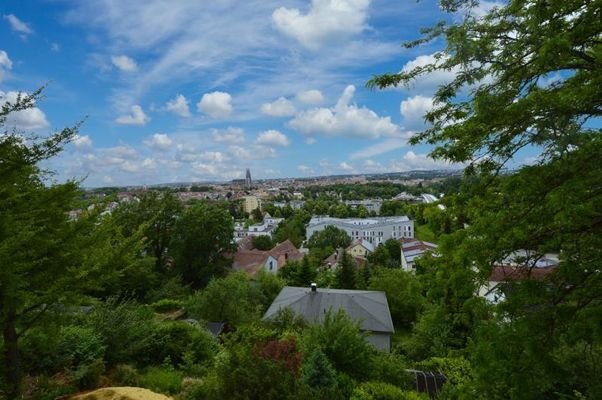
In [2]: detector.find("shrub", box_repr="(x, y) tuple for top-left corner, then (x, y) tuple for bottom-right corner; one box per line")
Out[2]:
(21, 373), (76, 400)
(57, 326), (106, 368)
(302, 310), (373, 379)
(368, 352), (414, 389)
(139, 366), (183, 395)
(86, 297), (156, 366)
(108, 364), (140, 386)
(351, 381), (428, 400)
(72, 359), (105, 390)
(151, 299), (184, 313)
(147, 321), (219, 367)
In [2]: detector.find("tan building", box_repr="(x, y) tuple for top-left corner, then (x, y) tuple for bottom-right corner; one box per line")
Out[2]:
(242, 195), (262, 214)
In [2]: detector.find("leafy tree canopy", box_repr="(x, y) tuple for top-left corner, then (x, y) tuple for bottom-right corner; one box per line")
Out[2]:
(370, 0), (601, 397)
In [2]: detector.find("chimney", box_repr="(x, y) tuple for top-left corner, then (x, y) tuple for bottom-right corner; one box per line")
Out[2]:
(310, 283), (317, 292)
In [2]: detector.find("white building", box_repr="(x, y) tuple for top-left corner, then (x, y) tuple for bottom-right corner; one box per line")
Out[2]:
(400, 239), (438, 271)
(234, 216), (284, 240)
(345, 199), (382, 214)
(306, 216), (414, 246)
(242, 195), (262, 214)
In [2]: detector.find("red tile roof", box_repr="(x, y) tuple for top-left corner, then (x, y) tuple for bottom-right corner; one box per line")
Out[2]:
(488, 265), (555, 282)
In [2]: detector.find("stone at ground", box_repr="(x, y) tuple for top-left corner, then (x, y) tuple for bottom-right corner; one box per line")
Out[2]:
(70, 386), (172, 400)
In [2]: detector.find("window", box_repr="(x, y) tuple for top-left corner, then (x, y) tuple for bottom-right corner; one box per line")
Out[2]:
(269, 260), (274, 271)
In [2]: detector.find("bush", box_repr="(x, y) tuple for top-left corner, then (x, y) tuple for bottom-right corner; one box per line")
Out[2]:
(21, 373), (76, 400)
(72, 358), (105, 390)
(145, 277), (191, 303)
(302, 310), (373, 380)
(86, 297), (156, 366)
(57, 326), (106, 368)
(139, 366), (183, 395)
(368, 352), (414, 389)
(151, 299), (184, 313)
(147, 321), (219, 367)
(108, 364), (140, 386)
(351, 381), (428, 400)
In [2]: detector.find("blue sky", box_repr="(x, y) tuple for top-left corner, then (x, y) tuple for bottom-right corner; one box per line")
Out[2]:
(1, 0), (504, 186)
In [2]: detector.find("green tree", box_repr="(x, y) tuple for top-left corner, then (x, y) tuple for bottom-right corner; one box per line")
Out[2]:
(384, 238), (401, 264)
(186, 272), (260, 325)
(370, 0), (602, 396)
(302, 309), (373, 380)
(169, 201), (235, 288)
(334, 252), (357, 290)
(369, 269), (425, 329)
(307, 225), (352, 250)
(252, 235), (274, 250)
(300, 349), (338, 391)
(113, 191), (183, 272)
(0, 91), (145, 397)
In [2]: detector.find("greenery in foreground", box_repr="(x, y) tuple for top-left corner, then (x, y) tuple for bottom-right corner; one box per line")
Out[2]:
(1, 0), (601, 399)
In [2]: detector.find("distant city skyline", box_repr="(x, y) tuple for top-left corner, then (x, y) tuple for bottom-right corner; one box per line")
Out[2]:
(1, 1), (537, 187)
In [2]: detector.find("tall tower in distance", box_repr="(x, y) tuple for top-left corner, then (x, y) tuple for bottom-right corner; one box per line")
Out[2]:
(245, 168), (252, 190)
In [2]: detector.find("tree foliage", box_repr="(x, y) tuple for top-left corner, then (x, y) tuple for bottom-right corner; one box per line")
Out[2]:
(169, 201), (235, 288)
(307, 225), (352, 250)
(370, 0), (602, 397)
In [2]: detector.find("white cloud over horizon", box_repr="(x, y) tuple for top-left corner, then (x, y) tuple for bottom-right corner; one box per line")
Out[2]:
(288, 85), (404, 139)
(255, 129), (290, 147)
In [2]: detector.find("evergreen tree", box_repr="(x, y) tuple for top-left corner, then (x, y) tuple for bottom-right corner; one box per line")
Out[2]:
(335, 252), (357, 290)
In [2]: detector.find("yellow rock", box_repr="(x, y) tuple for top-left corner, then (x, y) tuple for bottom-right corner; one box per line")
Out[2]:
(70, 386), (173, 400)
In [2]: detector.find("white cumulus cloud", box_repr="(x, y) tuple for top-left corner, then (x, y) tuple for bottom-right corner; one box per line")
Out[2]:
(0, 50), (12, 82)
(144, 133), (173, 151)
(165, 94), (191, 117)
(212, 127), (245, 144)
(73, 135), (92, 149)
(115, 105), (150, 125)
(400, 95), (434, 129)
(260, 97), (295, 117)
(197, 91), (233, 118)
(111, 55), (138, 72)
(272, 0), (370, 49)
(391, 150), (458, 171)
(288, 85), (403, 139)
(255, 129), (290, 147)
(0, 91), (49, 130)
(297, 89), (324, 104)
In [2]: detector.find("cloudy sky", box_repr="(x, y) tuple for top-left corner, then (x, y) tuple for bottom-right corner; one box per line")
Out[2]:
(1, 0), (501, 186)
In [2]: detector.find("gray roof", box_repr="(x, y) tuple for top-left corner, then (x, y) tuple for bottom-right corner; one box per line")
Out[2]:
(263, 287), (394, 333)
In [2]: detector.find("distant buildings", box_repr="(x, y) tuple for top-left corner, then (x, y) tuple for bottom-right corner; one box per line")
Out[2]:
(245, 168), (252, 190)
(306, 216), (414, 246)
(273, 200), (305, 210)
(234, 214), (283, 240)
(344, 199), (382, 214)
(400, 239), (438, 271)
(232, 239), (303, 277)
(242, 195), (261, 214)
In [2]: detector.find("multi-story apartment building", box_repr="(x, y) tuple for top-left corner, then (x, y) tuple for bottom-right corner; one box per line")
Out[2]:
(344, 199), (382, 214)
(242, 195), (262, 214)
(306, 216), (414, 246)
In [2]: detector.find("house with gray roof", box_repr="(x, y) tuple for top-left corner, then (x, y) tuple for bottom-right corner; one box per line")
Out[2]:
(263, 285), (395, 352)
